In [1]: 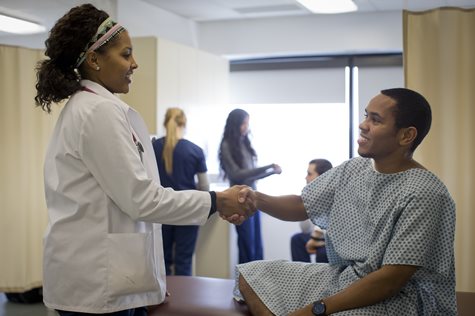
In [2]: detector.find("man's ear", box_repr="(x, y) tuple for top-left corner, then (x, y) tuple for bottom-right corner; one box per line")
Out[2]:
(399, 127), (417, 147)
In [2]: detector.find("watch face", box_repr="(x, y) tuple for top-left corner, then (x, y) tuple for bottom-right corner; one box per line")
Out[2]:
(312, 301), (326, 315)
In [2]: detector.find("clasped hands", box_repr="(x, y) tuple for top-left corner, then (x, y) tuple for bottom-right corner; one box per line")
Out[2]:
(305, 226), (326, 254)
(215, 185), (256, 225)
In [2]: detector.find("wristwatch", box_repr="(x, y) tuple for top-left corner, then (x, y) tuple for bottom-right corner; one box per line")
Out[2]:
(311, 300), (327, 316)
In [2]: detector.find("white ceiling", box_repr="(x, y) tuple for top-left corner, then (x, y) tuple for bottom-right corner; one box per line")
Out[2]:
(142, 0), (475, 21)
(0, 0), (474, 37)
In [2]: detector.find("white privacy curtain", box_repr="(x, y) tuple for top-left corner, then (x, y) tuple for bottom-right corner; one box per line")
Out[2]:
(0, 45), (58, 292)
(404, 8), (475, 292)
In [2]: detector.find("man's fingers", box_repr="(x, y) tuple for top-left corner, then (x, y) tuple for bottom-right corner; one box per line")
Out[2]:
(220, 213), (247, 225)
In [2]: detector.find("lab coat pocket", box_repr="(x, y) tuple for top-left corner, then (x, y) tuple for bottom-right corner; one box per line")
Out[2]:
(107, 232), (158, 298)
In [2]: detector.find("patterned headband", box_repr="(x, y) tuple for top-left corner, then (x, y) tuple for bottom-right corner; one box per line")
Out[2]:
(75, 17), (125, 68)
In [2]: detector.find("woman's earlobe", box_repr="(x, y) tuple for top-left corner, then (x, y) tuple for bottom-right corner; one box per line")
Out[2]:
(84, 51), (100, 71)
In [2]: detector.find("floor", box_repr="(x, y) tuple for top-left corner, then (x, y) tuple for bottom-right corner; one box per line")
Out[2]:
(0, 293), (55, 316)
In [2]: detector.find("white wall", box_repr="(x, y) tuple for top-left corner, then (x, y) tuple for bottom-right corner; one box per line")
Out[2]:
(197, 11), (403, 58)
(120, 2), (403, 58)
(117, 0), (199, 48)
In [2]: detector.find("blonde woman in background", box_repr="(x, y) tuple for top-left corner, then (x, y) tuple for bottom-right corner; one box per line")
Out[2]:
(152, 108), (209, 275)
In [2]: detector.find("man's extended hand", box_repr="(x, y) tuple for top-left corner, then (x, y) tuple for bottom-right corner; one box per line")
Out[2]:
(216, 185), (256, 225)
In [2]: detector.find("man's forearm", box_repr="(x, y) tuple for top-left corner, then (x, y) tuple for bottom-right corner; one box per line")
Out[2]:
(214, 187), (308, 223)
(255, 192), (307, 221)
(323, 265), (418, 314)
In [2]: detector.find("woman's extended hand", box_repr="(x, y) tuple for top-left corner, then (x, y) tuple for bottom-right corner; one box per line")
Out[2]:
(217, 185), (256, 225)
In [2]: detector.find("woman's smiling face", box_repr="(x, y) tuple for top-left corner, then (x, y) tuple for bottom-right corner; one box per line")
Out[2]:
(95, 30), (138, 94)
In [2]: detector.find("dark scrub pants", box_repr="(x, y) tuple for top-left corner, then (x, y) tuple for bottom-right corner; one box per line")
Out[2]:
(235, 211), (263, 264)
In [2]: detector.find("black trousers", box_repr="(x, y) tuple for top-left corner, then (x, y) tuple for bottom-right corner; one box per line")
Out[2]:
(57, 307), (147, 316)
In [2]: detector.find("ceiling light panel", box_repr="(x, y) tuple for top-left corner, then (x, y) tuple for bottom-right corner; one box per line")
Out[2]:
(297, 0), (358, 14)
(0, 13), (45, 34)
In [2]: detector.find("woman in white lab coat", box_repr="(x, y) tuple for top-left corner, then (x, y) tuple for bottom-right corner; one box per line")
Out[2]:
(34, 4), (251, 316)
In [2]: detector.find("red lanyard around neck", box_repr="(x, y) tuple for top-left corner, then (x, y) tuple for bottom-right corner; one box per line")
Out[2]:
(81, 86), (97, 94)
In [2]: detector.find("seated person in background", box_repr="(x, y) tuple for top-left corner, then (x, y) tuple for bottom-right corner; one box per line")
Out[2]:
(291, 159), (333, 263)
(232, 88), (456, 316)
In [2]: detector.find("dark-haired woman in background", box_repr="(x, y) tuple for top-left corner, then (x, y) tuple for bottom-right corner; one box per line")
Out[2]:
(219, 109), (282, 264)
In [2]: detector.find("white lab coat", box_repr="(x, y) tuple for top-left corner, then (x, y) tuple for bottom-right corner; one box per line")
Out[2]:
(42, 80), (211, 313)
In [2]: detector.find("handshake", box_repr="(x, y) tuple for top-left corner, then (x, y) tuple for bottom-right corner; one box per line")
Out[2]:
(215, 185), (257, 225)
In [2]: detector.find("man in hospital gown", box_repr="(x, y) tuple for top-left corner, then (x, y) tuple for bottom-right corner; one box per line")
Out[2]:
(233, 88), (456, 316)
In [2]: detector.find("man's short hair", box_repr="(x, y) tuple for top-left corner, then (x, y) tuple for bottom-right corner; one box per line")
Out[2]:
(309, 159), (333, 175)
(381, 88), (432, 152)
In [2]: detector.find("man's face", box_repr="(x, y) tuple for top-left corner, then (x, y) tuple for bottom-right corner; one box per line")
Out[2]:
(305, 163), (319, 184)
(357, 93), (402, 160)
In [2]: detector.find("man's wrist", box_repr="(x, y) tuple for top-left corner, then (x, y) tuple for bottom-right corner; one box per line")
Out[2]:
(311, 299), (327, 316)
(253, 190), (261, 210)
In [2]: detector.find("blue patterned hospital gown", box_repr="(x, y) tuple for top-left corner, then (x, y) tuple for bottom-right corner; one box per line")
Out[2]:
(234, 157), (456, 315)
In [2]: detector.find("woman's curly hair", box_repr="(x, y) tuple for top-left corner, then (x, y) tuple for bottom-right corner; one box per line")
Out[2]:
(35, 4), (108, 112)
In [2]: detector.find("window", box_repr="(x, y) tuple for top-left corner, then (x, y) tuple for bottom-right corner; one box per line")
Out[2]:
(186, 53), (403, 262)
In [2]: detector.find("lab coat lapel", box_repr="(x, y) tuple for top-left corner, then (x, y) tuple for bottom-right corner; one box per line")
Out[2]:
(79, 80), (160, 184)
(126, 108), (160, 183)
